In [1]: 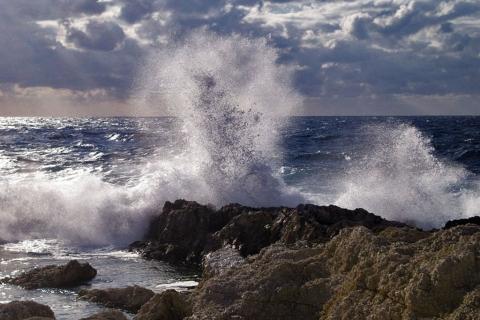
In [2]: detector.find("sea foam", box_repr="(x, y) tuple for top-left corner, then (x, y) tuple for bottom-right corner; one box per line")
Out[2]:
(0, 32), (303, 246)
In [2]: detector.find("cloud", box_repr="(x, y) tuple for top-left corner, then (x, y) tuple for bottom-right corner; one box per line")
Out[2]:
(0, 0), (479, 115)
(120, 0), (155, 23)
(67, 21), (126, 51)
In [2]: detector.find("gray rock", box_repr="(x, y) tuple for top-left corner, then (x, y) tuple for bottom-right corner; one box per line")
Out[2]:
(79, 309), (128, 320)
(188, 225), (480, 320)
(202, 247), (245, 279)
(78, 286), (155, 313)
(0, 301), (55, 320)
(135, 290), (191, 320)
(131, 200), (407, 266)
(2, 260), (96, 289)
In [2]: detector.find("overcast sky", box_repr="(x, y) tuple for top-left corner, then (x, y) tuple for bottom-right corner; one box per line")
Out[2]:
(0, 0), (479, 116)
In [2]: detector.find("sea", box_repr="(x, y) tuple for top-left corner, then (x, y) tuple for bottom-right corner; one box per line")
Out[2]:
(1, 116), (479, 319)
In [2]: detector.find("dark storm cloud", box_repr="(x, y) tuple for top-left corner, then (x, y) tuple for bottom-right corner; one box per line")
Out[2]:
(74, 0), (107, 15)
(0, 1), (141, 97)
(67, 21), (126, 51)
(0, 0), (107, 20)
(120, 0), (155, 23)
(0, 0), (479, 114)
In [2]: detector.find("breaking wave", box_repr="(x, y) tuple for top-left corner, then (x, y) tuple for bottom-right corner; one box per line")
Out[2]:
(334, 123), (480, 229)
(0, 32), (303, 246)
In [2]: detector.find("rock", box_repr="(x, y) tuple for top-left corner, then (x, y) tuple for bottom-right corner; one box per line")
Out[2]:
(444, 216), (480, 229)
(78, 286), (155, 313)
(79, 310), (128, 320)
(202, 247), (245, 279)
(135, 290), (192, 320)
(2, 260), (96, 289)
(188, 225), (480, 320)
(131, 200), (407, 265)
(0, 301), (55, 320)
(130, 200), (244, 265)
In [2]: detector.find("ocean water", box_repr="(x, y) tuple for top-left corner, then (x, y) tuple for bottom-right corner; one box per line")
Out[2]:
(1, 32), (480, 319)
(1, 116), (480, 318)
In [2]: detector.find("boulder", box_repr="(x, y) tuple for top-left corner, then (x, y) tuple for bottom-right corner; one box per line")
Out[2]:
(2, 260), (96, 289)
(131, 200), (407, 265)
(187, 225), (480, 320)
(0, 301), (55, 320)
(78, 286), (155, 313)
(79, 310), (128, 320)
(135, 290), (192, 320)
(130, 200), (243, 264)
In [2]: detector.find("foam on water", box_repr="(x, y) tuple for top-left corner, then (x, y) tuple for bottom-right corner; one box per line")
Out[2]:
(0, 32), (304, 246)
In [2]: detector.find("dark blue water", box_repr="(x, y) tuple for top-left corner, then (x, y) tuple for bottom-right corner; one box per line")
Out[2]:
(2, 117), (479, 179)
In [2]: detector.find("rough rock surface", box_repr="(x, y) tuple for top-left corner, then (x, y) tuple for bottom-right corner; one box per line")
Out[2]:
(130, 200), (246, 265)
(135, 290), (192, 320)
(131, 200), (406, 265)
(202, 247), (245, 279)
(444, 216), (480, 229)
(187, 225), (480, 320)
(79, 310), (128, 320)
(2, 260), (97, 289)
(0, 301), (55, 320)
(78, 286), (155, 313)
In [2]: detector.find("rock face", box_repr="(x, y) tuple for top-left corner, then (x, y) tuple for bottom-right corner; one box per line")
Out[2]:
(135, 290), (192, 320)
(131, 200), (406, 265)
(187, 225), (480, 320)
(79, 310), (128, 320)
(444, 216), (480, 229)
(202, 247), (245, 279)
(78, 286), (155, 313)
(2, 260), (97, 289)
(0, 301), (55, 320)
(130, 200), (245, 265)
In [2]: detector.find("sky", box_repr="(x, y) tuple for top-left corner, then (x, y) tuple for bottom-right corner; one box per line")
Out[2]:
(0, 0), (479, 116)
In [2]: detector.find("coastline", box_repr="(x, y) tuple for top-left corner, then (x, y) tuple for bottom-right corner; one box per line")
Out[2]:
(2, 200), (480, 319)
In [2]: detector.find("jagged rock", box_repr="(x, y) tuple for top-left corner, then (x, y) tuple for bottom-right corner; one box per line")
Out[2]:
(131, 200), (407, 265)
(79, 310), (128, 320)
(202, 247), (245, 279)
(2, 260), (96, 289)
(135, 290), (192, 320)
(130, 200), (244, 265)
(0, 301), (55, 320)
(444, 216), (480, 229)
(187, 225), (480, 320)
(78, 286), (155, 313)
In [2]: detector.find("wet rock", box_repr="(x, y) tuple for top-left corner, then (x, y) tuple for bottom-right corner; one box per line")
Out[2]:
(0, 301), (55, 320)
(132, 200), (406, 265)
(78, 286), (155, 313)
(130, 200), (245, 264)
(444, 216), (480, 229)
(79, 310), (128, 320)
(188, 225), (480, 320)
(135, 290), (192, 320)
(2, 260), (96, 289)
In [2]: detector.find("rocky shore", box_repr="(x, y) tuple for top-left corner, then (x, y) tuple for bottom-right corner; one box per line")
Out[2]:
(2, 199), (480, 319)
